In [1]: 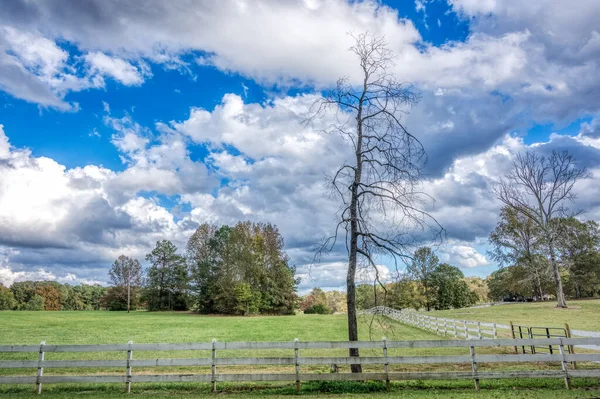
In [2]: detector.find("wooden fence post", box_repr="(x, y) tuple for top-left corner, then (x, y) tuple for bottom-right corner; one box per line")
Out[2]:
(509, 321), (517, 354)
(382, 337), (389, 391)
(463, 321), (468, 339)
(559, 340), (571, 390)
(36, 341), (45, 395)
(452, 320), (457, 337)
(443, 320), (447, 336)
(493, 323), (497, 340)
(477, 322), (482, 340)
(294, 338), (300, 393)
(211, 339), (217, 393)
(126, 340), (133, 393)
(470, 345), (480, 391)
(565, 323), (576, 370)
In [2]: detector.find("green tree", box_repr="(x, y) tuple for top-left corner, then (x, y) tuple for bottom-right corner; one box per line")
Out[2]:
(10, 281), (37, 309)
(0, 284), (16, 310)
(489, 206), (549, 299)
(556, 218), (600, 298)
(145, 240), (190, 311)
(406, 247), (439, 311)
(495, 151), (587, 308)
(187, 222), (298, 315)
(22, 294), (45, 311)
(430, 264), (473, 310)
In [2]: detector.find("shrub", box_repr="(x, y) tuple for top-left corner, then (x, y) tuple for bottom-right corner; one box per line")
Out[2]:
(304, 304), (331, 314)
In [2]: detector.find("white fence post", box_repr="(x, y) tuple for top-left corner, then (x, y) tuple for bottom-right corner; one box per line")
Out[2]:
(470, 345), (480, 391)
(126, 340), (133, 393)
(36, 341), (45, 395)
(211, 339), (217, 393)
(493, 323), (497, 340)
(559, 341), (571, 390)
(463, 321), (468, 339)
(477, 322), (482, 340)
(382, 337), (389, 391)
(294, 338), (300, 393)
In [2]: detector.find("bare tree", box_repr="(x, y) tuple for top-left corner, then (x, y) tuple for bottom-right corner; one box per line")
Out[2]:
(308, 33), (443, 372)
(494, 151), (587, 308)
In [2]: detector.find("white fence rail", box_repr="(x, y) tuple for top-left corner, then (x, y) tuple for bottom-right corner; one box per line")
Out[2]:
(361, 306), (509, 339)
(361, 306), (600, 351)
(2, 338), (600, 393)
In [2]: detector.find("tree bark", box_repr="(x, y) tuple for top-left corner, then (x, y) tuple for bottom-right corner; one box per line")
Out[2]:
(548, 241), (567, 308)
(346, 258), (361, 373)
(346, 74), (365, 374)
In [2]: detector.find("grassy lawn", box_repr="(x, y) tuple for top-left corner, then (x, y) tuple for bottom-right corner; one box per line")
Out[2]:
(429, 299), (600, 331)
(1, 311), (599, 397)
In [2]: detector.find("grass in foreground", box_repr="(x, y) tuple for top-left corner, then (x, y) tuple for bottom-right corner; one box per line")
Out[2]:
(1, 311), (599, 396)
(2, 379), (600, 398)
(429, 299), (600, 331)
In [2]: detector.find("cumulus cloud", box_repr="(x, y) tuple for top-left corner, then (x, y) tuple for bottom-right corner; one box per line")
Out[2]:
(2, 0), (600, 290)
(84, 52), (146, 86)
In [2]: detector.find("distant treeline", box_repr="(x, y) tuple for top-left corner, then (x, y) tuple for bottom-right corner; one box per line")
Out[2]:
(0, 281), (106, 311)
(0, 221), (298, 315)
(298, 247), (489, 314)
(352, 247), (487, 312)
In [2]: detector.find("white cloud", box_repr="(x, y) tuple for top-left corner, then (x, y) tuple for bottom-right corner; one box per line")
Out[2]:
(84, 52), (146, 86)
(438, 242), (489, 269)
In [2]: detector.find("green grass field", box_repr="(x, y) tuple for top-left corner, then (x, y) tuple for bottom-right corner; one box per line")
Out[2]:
(1, 310), (599, 398)
(429, 299), (600, 331)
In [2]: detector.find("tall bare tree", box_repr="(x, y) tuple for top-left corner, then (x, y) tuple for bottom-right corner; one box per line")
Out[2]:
(494, 151), (587, 308)
(308, 33), (442, 372)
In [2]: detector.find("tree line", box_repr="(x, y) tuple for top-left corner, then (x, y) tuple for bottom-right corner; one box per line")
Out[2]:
(0, 281), (106, 311)
(0, 221), (298, 315)
(299, 247), (488, 314)
(106, 221), (298, 315)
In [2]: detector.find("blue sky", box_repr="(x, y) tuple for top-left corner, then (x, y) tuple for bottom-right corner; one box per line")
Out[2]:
(1, 0), (600, 291)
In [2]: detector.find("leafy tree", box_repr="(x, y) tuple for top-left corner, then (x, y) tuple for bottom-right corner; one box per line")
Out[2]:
(107, 255), (144, 312)
(10, 281), (37, 309)
(325, 290), (347, 314)
(489, 206), (550, 299)
(406, 247), (439, 311)
(495, 151), (587, 308)
(23, 294), (45, 311)
(464, 277), (489, 304)
(35, 284), (63, 310)
(430, 264), (473, 310)
(389, 279), (426, 310)
(301, 288), (328, 311)
(556, 218), (600, 298)
(145, 240), (190, 311)
(187, 222), (298, 315)
(0, 284), (16, 310)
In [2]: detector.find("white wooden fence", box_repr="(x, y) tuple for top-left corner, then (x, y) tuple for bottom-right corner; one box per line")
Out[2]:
(360, 306), (508, 339)
(361, 306), (600, 352)
(1, 338), (600, 394)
